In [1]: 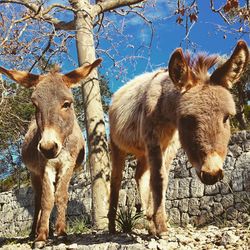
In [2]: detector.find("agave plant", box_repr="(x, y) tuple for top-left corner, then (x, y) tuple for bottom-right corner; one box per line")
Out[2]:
(115, 205), (144, 233)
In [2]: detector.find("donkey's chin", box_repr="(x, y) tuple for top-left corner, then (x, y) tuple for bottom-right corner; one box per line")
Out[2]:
(196, 168), (224, 185)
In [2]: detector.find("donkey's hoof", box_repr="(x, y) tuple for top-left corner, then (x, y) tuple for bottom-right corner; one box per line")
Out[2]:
(33, 240), (46, 249)
(56, 230), (67, 237)
(157, 231), (168, 240)
(147, 222), (156, 236)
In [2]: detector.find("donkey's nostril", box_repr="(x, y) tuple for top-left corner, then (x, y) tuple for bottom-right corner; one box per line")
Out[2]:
(200, 169), (223, 185)
(39, 142), (59, 159)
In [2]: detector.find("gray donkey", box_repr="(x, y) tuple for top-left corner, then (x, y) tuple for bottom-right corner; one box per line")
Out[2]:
(108, 41), (249, 237)
(0, 58), (101, 248)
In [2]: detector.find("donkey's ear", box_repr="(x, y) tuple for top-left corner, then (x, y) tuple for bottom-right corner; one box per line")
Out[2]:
(0, 67), (40, 88)
(63, 58), (102, 87)
(210, 40), (249, 89)
(168, 48), (196, 93)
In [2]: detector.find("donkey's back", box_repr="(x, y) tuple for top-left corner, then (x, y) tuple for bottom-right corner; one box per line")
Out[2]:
(109, 69), (178, 156)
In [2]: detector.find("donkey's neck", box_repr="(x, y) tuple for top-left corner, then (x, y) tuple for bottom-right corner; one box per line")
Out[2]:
(158, 83), (181, 126)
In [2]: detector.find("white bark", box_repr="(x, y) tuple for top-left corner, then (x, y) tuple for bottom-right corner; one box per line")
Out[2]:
(92, 0), (145, 16)
(69, 0), (110, 229)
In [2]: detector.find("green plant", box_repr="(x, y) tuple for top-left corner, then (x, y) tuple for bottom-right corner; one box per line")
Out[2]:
(67, 215), (91, 234)
(115, 205), (144, 233)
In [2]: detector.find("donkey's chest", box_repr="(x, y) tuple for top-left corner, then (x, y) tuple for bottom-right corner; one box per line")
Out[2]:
(27, 150), (75, 177)
(44, 150), (74, 171)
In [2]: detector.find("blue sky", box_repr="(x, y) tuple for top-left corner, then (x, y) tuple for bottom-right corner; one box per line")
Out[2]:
(91, 0), (249, 92)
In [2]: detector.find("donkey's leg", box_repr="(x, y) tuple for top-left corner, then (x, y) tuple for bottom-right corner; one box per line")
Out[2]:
(146, 143), (168, 236)
(54, 166), (74, 237)
(135, 156), (155, 234)
(34, 167), (56, 248)
(30, 173), (42, 239)
(160, 136), (180, 233)
(108, 139), (126, 233)
(135, 157), (150, 213)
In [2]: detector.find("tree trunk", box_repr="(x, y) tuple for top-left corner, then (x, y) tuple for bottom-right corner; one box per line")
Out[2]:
(70, 0), (110, 229)
(235, 83), (247, 130)
(235, 109), (247, 130)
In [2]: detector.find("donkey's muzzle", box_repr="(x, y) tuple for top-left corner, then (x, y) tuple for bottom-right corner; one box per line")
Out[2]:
(39, 142), (59, 159)
(200, 169), (224, 185)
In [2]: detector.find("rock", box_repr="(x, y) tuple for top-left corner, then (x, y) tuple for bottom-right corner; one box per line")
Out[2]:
(188, 199), (200, 216)
(147, 238), (158, 249)
(181, 213), (189, 226)
(221, 194), (234, 209)
(167, 179), (178, 200)
(176, 234), (192, 245)
(231, 169), (244, 192)
(165, 241), (179, 249)
(235, 152), (250, 169)
(179, 199), (188, 212)
(67, 243), (78, 250)
(220, 231), (240, 246)
(226, 207), (239, 220)
(200, 196), (214, 210)
(228, 145), (242, 157)
(190, 179), (204, 198)
(169, 208), (181, 224)
(229, 130), (247, 144)
(212, 202), (224, 216)
(204, 183), (220, 195)
(178, 178), (191, 199)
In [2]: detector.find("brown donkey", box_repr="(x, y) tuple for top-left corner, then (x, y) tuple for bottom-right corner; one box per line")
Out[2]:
(0, 59), (101, 248)
(108, 41), (249, 237)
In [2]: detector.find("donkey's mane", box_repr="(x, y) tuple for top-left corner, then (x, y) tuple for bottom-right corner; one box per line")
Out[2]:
(185, 52), (220, 80)
(47, 65), (61, 74)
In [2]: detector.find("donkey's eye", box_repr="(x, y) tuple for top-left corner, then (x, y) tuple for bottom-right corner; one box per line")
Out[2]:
(62, 101), (72, 109)
(223, 114), (229, 123)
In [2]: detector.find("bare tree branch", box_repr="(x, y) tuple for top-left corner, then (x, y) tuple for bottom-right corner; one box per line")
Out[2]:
(210, 0), (231, 24)
(112, 8), (154, 47)
(92, 0), (145, 16)
(29, 32), (54, 72)
(0, 0), (75, 30)
(0, 16), (30, 47)
(41, 3), (75, 15)
(0, 0), (38, 13)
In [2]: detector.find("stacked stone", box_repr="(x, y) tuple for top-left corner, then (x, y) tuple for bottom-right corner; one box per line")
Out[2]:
(0, 131), (249, 237)
(0, 188), (33, 236)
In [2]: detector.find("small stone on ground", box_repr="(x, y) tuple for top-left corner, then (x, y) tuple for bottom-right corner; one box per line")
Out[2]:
(0, 224), (249, 249)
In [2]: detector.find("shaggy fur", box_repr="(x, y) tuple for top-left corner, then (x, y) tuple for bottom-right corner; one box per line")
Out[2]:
(108, 41), (249, 236)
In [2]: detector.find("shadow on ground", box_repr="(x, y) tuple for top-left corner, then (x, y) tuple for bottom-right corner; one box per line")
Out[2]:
(0, 231), (150, 248)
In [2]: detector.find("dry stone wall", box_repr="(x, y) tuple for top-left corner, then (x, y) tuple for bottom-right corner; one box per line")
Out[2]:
(0, 131), (249, 237)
